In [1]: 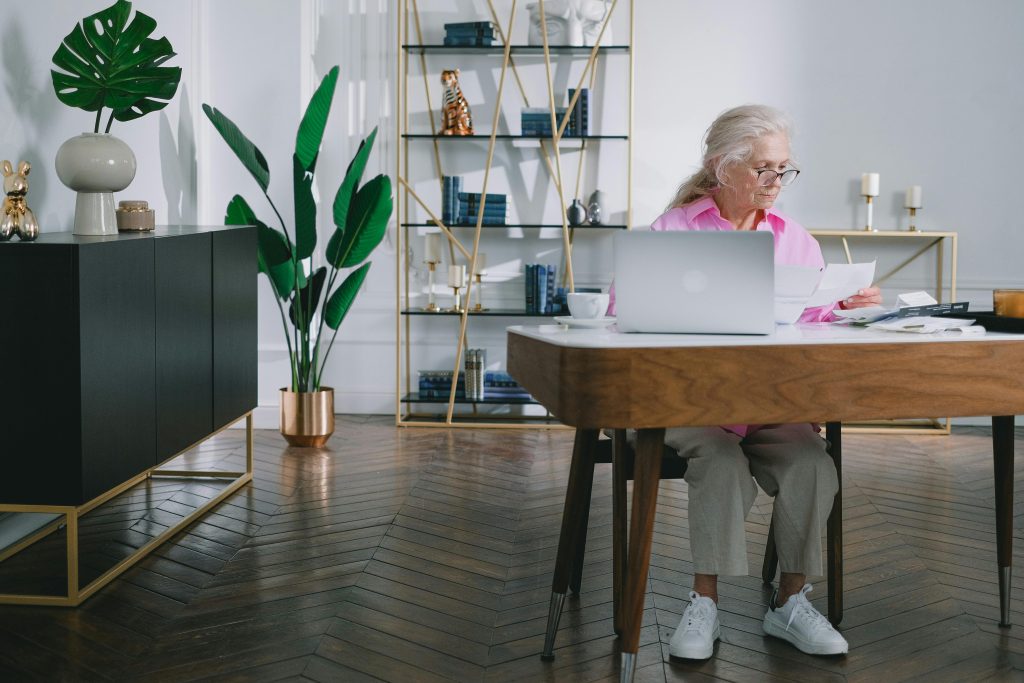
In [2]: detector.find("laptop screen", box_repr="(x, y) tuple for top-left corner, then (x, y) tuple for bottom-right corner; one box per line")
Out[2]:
(614, 230), (776, 334)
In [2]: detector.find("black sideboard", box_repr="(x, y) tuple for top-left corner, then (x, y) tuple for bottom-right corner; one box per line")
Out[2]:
(0, 226), (257, 506)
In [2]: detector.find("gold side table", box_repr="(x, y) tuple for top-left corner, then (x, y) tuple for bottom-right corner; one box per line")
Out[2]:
(810, 229), (959, 434)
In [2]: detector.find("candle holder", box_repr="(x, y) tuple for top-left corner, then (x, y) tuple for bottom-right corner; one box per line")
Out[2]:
(862, 195), (876, 232)
(908, 206), (919, 232)
(449, 284), (463, 313)
(471, 271), (487, 311)
(423, 260), (441, 311)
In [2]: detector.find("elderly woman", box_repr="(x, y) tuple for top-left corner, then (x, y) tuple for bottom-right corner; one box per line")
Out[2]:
(629, 104), (881, 660)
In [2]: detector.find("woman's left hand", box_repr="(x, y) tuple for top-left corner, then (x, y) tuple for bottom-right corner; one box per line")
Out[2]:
(840, 285), (882, 309)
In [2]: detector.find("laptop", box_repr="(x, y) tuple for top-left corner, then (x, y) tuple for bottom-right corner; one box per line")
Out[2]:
(614, 230), (775, 334)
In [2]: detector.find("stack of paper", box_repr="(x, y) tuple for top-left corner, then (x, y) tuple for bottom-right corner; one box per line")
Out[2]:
(775, 262), (876, 324)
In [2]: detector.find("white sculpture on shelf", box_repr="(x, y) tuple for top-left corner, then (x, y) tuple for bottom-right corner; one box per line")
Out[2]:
(526, 0), (613, 47)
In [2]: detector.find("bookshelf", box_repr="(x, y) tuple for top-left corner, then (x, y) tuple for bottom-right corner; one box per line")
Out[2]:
(395, 0), (633, 428)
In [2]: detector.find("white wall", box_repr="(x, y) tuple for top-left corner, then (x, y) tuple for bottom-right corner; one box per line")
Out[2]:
(4, 1), (1022, 426)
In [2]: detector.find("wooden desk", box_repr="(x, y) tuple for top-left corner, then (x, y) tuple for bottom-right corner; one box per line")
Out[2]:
(508, 324), (1023, 682)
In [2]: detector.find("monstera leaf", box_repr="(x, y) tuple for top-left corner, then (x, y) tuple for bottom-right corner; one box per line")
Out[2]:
(51, 0), (181, 132)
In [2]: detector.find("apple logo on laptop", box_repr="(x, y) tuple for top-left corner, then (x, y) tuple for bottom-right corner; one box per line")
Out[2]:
(682, 269), (709, 294)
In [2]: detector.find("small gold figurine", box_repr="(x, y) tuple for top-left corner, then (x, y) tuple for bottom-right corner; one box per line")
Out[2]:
(440, 69), (474, 136)
(1, 160), (40, 241)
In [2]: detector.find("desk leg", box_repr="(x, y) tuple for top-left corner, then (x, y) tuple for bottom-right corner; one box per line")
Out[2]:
(619, 428), (664, 683)
(542, 428), (598, 661)
(612, 429), (629, 636)
(993, 415), (1015, 627)
(826, 421), (844, 626)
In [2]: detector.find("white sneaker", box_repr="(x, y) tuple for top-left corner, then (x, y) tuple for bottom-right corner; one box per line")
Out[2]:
(669, 591), (721, 659)
(763, 584), (848, 655)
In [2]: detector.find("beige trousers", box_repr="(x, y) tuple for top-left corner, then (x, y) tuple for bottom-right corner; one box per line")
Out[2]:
(661, 423), (838, 577)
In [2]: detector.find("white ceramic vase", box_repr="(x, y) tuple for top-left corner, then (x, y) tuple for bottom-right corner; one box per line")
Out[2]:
(55, 133), (137, 236)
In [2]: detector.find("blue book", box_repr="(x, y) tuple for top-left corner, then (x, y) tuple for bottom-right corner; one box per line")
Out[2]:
(525, 264), (535, 313)
(458, 192), (506, 202)
(544, 264), (552, 315)
(538, 266), (548, 315)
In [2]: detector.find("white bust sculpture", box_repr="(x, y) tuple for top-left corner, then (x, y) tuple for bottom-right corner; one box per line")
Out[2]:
(526, 0), (613, 47)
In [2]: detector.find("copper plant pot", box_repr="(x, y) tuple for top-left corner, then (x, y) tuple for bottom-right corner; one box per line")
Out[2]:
(280, 387), (335, 447)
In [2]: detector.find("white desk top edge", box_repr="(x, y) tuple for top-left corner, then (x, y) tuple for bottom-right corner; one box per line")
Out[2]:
(508, 323), (1021, 349)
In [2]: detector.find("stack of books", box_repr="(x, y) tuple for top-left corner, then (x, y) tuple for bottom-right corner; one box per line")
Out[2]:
(521, 107), (569, 137)
(442, 176), (508, 225)
(484, 371), (531, 400)
(443, 21), (495, 46)
(520, 88), (590, 137)
(567, 88), (590, 136)
(524, 264), (565, 314)
(417, 370), (465, 399)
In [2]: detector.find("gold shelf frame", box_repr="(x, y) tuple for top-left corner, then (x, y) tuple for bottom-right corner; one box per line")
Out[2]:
(810, 229), (959, 435)
(0, 413), (254, 606)
(395, 0), (633, 428)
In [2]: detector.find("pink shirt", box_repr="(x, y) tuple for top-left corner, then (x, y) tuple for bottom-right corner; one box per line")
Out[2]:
(608, 195), (837, 436)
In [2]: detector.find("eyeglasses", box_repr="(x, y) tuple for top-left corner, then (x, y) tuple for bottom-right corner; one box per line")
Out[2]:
(754, 168), (800, 187)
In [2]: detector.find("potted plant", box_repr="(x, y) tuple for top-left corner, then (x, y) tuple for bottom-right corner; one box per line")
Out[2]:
(204, 66), (392, 447)
(50, 0), (181, 235)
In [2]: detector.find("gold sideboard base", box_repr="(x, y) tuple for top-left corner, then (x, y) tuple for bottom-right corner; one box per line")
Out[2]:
(841, 417), (951, 436)
(0, 413), (254, 607)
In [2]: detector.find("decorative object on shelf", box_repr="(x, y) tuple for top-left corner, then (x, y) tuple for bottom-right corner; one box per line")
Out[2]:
(279, 387), (335, 448)
(905, 185), (922, 232)
(471, 252), (488, 311)
(115, 199), (156, 232)
(860, 172), (880, 232)
(465, 348), (486, 400)
(587, 189), (604, 224)
(204, 65), (393, 447)
(448, 264), (466, 311)
(567, 197), (587, 225)
(527, 0), (613, 46)
(423, 233), (442, 311)
(440, 69), (474, 135)
(1, 160), (39, 241)
(55, 133), (137, 236)
(50, 0), (181, 236)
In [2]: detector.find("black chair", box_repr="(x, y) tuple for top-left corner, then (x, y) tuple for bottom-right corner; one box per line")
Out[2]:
(542, 424), (843, 656)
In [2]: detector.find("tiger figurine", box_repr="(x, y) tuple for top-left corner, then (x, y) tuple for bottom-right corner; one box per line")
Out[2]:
(440, 69), (473, 135)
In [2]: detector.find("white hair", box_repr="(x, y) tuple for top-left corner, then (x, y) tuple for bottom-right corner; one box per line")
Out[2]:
(668, 104), (794, 210)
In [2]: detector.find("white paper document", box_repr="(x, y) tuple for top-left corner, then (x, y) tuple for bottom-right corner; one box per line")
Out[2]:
(806, 261), (876, 308)
(869, 316), (981, 334)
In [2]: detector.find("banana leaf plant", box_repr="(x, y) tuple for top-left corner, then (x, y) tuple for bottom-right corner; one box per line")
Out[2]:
(51, 0), (181, 134)
(203, 66), (392, 393)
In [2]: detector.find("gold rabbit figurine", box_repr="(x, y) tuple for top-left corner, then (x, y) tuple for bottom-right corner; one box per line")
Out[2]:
(1, 160), (40, 241)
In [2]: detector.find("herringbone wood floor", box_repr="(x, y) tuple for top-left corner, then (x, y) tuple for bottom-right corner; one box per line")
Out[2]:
(1, 417), (1022, 682)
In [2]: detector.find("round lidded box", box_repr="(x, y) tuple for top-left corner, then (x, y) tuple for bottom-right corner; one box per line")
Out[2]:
(115, 200), (155, 232)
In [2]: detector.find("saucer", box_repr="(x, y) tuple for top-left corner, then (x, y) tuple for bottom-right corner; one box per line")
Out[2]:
(553, 316), (616, 328)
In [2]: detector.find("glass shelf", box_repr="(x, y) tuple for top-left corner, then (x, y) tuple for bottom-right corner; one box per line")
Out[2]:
(402, 392), (538, 405)
(401, 222), (628, 230)
(402, 44), (630, 54)
(402, 309), (556, 317)
(402, 133), (628, 140)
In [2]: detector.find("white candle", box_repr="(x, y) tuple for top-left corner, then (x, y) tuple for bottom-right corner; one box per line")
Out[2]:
(473, 252), (487, 275)
(861, 173), (880, 197)
(424, 233), (442, 262)
(905, 185), (922, 209)
(447, 264), (465, 288)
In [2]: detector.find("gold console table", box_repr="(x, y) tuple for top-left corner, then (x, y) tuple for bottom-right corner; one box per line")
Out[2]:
(810, 229), (959, 434)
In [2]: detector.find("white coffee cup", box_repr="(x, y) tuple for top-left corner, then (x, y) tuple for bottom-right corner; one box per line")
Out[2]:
(567, 292), (610, 319)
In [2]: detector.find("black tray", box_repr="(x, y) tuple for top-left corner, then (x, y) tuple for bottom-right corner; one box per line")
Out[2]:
(939, 310), (1024, 333)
